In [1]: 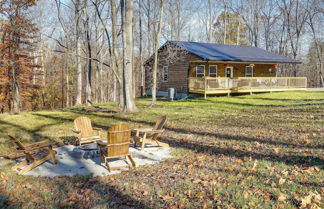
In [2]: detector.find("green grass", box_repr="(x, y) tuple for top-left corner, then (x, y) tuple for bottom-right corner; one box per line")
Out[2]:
(0, 91), (323, 208)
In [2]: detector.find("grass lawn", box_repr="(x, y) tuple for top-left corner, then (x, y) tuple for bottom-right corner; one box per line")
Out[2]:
(0, 91), (323, 208)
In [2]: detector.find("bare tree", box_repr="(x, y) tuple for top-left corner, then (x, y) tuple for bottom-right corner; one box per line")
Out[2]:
(121, 0), (137, 112)
(281, 0), (310, 76)
(151, 0), (167, 106)
(74, 0), (83, 105)
(306, 0), (323, 86)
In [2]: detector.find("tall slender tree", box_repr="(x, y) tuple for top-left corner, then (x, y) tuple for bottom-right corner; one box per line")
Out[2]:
(0, 0), (40, 113)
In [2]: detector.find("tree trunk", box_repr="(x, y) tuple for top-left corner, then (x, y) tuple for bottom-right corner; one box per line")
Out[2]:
(139, 0), (145, 96)
(110, 0), (123, 108)
(121, 0), (137, 112)
(66, 68), (70, 107)
(75, 0), (82, 105)
(151, 0), (166, 106)
(84, 0), (92, 106)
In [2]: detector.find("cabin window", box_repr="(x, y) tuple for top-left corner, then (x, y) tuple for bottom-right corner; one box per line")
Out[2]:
(209, 65), (217, 77)
(162, 66), (168, 82)
(245, 66), (253, 77)
(196, 65), (205, 77)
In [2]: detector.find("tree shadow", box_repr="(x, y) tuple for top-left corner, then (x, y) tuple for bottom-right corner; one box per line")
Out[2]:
(31, 110), (323, 151)
(158, 135), (323, 169)
(4, 110), (322, 168)
(216, 167), (323, 188)
(0, 174), (151, 208)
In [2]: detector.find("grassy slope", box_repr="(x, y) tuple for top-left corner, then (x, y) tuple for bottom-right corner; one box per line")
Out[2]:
(0, 91), (323, 208)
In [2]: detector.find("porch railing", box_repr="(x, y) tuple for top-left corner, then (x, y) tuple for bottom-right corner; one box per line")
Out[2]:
(188, 77), (307, 94)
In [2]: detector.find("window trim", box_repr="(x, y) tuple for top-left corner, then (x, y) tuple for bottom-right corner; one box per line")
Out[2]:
(245, 66), (253, 77)
(208, 65), (217, 77)
(162, 65), (168, 82)
(196, 65), (205, 77)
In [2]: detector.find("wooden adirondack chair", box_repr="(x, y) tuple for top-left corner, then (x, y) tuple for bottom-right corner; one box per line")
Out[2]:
(97, 123), (135, 172)
(7, 135), (57, 174)
(133, 116), (169, 150)
(73, 116), (102, 145)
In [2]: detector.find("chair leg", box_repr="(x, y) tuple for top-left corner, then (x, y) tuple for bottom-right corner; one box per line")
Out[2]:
(134, 130), (140, 148)
(18, 156), (49, 174)
(105, 158), (111, 172)
(141, 133), (147, 151)
(12, 160), (28, 171)
(128, 155), (136, 168)
(141, 140), (145, 150)
(145, 139), (169, 148)
(154, 140), (169, 148)
(48, 146), (57, 165)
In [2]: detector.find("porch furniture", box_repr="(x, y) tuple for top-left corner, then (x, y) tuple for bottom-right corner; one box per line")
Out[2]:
(133, 116), (169, 150)
(72, 116), (102, 145)
(7, 135), (56, 174)
(97, 123), (135, 172)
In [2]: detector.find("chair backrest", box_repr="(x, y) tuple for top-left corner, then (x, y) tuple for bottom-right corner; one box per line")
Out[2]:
(107, 123), (131, 158)
(153, 116), (167, 130)
(74, 116), (93, 138)
(152, 116), (167, 140)
(7, 135), (26, 150)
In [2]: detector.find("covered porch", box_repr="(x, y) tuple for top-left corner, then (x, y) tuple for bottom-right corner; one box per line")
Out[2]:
(188, 77), (307, 98)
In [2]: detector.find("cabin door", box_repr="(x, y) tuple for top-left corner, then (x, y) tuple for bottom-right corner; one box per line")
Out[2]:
(225, 67), (233, 78)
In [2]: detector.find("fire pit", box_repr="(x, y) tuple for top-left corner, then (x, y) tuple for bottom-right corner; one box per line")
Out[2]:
(69, 143), (100, 159)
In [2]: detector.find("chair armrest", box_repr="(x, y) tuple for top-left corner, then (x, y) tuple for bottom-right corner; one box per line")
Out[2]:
(93, 127), (103, 131)
(141, 129), (164, 134)
(96, 140), (107, 147)
(20, 143), (56, 153)
(93, 128), (102, 135)
(71, 129), (80, 134)
(133, 128), (153, 133)
(24, 140), (53, 149)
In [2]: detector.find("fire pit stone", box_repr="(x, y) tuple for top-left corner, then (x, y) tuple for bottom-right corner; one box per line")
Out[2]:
(68, 143), (100, 159)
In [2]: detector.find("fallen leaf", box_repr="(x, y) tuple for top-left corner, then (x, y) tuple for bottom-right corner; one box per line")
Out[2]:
(300, 194), (312, 208)
(193, 179), (202, 184)
(225, 168), (234, 172)
(276, 177), (286, 185)
(277, 193), (287, 201)
(160, 195), (173, 200)
(300, 177), (308, 182)
(195, 191), (205, 199)
(186, 190), (192, 197)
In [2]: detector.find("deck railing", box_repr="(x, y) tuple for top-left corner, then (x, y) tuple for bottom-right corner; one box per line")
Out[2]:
(188, 77), (307, 96)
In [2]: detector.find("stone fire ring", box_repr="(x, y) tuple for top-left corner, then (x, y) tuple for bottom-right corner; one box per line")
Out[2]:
(70, 143), (100, 159)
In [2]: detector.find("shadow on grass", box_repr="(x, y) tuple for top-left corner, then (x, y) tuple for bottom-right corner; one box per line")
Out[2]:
(159, 135), (323, 169)
(216, 167), (323, 189)
(0, 194), (8, 208)
(28, 111), (324, 168)
(0, 175), (151, 208)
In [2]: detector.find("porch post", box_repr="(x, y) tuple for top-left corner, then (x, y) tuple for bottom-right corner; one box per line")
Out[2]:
(204, 77), (207, 99)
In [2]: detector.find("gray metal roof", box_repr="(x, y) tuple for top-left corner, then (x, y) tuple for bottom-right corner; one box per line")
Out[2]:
(168, 41), (301, 64)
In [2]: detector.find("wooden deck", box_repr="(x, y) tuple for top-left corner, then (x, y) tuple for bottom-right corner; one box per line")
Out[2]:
(188, 77), (307, 98)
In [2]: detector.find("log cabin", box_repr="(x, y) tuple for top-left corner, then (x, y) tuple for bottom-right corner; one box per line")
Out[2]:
(144, 41), (306, 98)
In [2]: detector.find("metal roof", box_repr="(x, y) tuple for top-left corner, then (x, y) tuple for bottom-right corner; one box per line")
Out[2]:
(167, 41), (301, 64)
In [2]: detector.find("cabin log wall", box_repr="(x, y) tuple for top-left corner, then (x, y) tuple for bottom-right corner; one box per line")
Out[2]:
(189, 62), (277, 77)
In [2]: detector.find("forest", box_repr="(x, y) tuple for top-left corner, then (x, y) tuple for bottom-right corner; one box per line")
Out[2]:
(0, 0), (323, 113)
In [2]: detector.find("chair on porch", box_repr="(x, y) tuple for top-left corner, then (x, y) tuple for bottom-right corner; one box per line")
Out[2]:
(72, 116), (102, 145)
(133, 116), (169, 150)
(6, 135), (57, 174)
(97, 123), (135, 172)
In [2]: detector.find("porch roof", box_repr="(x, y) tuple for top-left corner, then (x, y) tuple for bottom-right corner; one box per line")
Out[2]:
(168, 41), (301, 64)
